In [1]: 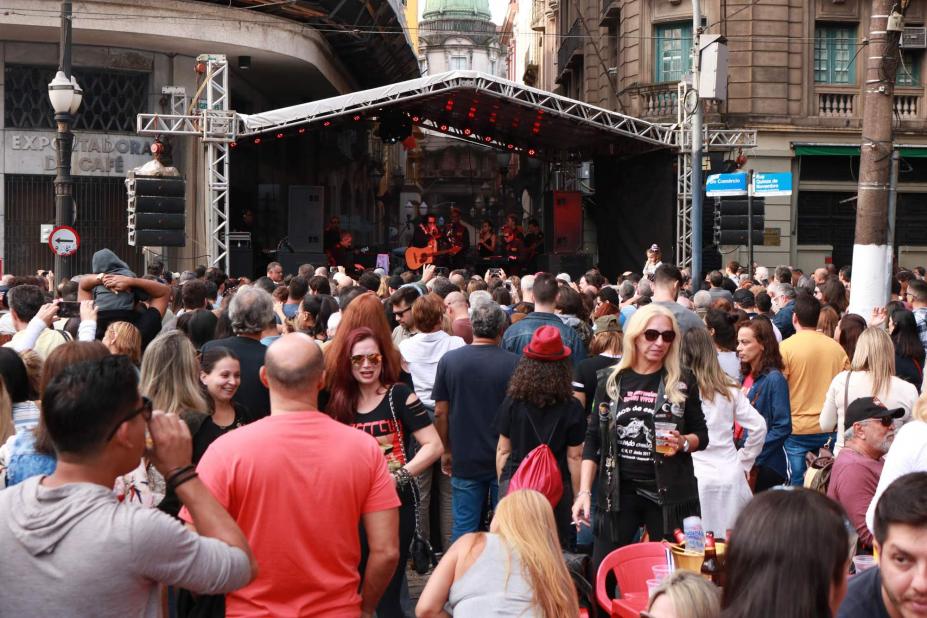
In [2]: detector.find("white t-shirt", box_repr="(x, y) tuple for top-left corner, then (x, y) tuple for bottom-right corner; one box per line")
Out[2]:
(399, 330), (465, 408)
(866, 420), (927, 533)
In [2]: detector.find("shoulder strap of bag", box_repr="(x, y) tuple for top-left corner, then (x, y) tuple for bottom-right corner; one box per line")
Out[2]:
(524, 407), (559, 447)
(839, 371), (852, 439)
(385, 385), (406, 457)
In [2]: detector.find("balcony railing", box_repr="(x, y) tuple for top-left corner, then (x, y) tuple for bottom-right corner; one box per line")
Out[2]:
(816, 87), (923, 120)
(895, 93), (921, 119)
(557, 18), (583, 76)
(638, 84), (679, 119)
(817, 90), (857, 118)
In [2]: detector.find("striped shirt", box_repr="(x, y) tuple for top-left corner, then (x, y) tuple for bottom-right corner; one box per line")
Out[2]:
(12, 401), (40, 434)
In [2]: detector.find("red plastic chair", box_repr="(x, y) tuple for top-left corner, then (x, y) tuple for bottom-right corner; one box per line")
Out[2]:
(595, 542), (671, 618)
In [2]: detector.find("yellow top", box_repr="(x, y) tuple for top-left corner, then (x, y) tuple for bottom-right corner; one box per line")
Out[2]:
(780, 329), (849, 435)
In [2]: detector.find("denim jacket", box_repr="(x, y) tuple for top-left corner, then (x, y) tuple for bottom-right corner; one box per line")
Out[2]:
(746, 368), (792, 479)
(501, 311), (587, 367)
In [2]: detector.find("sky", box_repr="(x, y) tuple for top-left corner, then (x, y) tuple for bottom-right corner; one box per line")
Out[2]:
(418, 0), (509, 25)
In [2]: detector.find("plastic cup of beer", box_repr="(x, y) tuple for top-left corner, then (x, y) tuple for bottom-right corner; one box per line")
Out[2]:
(853, 555), (877, 573)
(647, 578), (663, 598)
(651, 564), (672, 582)
(655, 422), (677, 454)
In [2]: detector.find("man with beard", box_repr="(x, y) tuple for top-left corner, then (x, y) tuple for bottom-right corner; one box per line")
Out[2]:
(827, 397), (903, 552)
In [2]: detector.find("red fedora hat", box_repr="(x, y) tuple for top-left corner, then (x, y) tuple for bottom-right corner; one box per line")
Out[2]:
(523, 325), (571, 361)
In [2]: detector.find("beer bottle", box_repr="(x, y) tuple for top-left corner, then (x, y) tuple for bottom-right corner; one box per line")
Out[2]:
(701, 531), (721, 585)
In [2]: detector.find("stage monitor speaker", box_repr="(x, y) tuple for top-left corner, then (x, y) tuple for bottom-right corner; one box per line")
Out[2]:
(288, 186), (324, 252)
(543, 191), (583, 255)
(229, 246), (253, 279)
(280, 252), (328, 276)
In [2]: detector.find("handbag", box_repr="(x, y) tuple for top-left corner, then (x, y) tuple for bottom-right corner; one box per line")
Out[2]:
(804, 373), (849, 493)
(386, 385), (438, 575)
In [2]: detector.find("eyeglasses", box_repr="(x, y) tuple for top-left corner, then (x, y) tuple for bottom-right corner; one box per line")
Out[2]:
(106, 396), (153, 441)
(643, 329), (676, 343)
(393, 306), (411, 318)
(351, 353), (382, 367)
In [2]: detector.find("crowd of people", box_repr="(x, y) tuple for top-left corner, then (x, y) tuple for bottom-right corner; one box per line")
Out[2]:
(0, 248), (926, 618)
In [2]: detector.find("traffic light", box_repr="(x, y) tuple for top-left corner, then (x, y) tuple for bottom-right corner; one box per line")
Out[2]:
(713, 197), (765, 246)
(126, 174), (186, 246)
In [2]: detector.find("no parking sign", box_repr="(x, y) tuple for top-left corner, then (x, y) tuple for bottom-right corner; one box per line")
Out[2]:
(48, 226), (80, 257)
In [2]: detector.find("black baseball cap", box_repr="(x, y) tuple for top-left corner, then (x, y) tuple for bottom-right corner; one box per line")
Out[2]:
(845, 396), (905, 427)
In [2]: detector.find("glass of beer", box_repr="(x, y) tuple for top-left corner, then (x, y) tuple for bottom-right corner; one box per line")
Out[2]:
(655, 422), (677, 454)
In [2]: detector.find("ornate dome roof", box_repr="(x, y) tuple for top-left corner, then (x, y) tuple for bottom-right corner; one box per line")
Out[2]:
(422, 0), (492, 21)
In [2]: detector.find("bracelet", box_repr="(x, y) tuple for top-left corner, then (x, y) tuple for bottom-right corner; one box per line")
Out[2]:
(576, 490), (592, 498)
(166, 464), (196, 490)
(392, 467), (414, 488)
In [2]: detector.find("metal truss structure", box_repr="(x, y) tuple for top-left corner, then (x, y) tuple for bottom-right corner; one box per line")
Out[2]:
(137, 54), (236, 272)
(674, 82), (757, 268)
(138, 64), (754, 271)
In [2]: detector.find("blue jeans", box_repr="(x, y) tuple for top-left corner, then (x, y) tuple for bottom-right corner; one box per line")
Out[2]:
(451, 475), (498, 543)
(784, 432), (834, 486)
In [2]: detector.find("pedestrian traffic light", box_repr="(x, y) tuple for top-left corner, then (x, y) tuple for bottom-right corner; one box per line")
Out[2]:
(126, 174), (186, 246)
(713, 197), (765, 246)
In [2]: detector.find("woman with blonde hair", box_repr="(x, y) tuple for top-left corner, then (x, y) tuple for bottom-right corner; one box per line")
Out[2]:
(573, 303), (709, 573)
(416, 489), (579, 618)
(683, 328), (766, 536)
(646, 570), (720, 618)
(102, 321), (142, 366)
(820, 327), (918, 454)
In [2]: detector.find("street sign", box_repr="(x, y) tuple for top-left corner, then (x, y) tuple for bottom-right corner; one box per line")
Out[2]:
(48, 225), (80, 257)
(705, 172), (748, 197)
(40, 224), (54, 244)
(752, 172), (793, 196)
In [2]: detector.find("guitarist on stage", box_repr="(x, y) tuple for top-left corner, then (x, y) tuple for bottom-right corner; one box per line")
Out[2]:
(411, 213), (446, 267)
(329, 231), (364, 277)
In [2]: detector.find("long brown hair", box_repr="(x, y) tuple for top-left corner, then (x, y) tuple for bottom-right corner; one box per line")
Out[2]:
(324, 292), (400, 390)
(492, 490), (579, 617)
(326, 327), (400, 424)
(736, 317), (783, 379)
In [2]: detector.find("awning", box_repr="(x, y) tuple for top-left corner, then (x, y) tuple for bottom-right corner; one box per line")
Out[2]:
(793, 143), (927, 158)
(238, 71), (677, 160)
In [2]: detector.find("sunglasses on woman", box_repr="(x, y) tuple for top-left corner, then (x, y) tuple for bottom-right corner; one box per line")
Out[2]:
(643, 329), (676, 343)
(351, 353), (383, 367)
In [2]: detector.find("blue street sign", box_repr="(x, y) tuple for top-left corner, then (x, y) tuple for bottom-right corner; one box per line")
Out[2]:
(752, 172), (793, 197)
(705, 172), (748, 197)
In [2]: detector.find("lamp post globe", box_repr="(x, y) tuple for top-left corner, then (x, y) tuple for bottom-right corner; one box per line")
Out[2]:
(47, 70), (74, 114)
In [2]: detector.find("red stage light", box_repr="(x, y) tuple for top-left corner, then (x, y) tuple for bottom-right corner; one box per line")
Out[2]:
(298, 127), (306, 134)
(484, 136), (492, 143)
(352, 114), (361, 121)
(323, 120), (332, 127)
(527, 148), (537, 156)
(230, 141), (237, 148)
(439, 124), (448, 131)
(276, 133), (284, 139)
(253, 137), (262, 144)
(412, 116), (420, 122)
(507, 143), (514, 150)
(463, 128), (472, 136)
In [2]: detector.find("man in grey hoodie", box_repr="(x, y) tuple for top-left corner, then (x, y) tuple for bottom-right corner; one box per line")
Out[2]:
(0, 355), (256, 616)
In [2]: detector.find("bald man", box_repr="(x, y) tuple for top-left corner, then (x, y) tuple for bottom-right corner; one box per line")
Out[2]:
(181, 333), (400, 617)
(444, 290), (473, 343)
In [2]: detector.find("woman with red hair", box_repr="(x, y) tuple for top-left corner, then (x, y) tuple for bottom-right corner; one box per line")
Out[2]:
(324, 292), (401, 387)
(326, 326), (443, 618)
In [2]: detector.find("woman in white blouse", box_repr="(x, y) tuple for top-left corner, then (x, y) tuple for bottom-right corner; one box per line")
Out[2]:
(820, 327), (918, 454)
(682, 328), (766, 535)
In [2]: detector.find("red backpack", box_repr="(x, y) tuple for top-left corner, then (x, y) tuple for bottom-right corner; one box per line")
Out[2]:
(508, 413), (563, 507)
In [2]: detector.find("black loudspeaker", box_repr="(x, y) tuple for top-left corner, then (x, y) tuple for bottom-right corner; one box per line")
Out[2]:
(538, 253), (592, 280)
(229, 246), (253, 279)
(127, 175), (187, 247)
(288, 186), (324, 252)
(280, 252), (327, 276)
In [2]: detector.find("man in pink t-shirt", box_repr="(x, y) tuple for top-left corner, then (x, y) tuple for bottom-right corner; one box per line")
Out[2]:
(181, 333), (400, 617)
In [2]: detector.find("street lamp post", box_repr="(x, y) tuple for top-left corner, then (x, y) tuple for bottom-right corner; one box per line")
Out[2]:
(47, 0), (82, 280)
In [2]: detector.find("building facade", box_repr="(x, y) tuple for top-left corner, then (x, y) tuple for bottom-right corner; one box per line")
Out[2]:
(0, 0), (416, 276)
(527, 0), (927, 273)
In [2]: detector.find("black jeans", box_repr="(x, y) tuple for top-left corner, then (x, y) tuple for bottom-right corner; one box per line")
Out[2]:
(591, 489), (665, 579)
(359, 483), (416, 618)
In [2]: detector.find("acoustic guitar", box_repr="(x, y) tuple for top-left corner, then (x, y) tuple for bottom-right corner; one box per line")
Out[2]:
(405, 240), (462, 270)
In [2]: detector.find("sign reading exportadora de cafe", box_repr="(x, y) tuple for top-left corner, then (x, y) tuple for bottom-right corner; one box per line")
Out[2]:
(5, 131), (153, 177)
